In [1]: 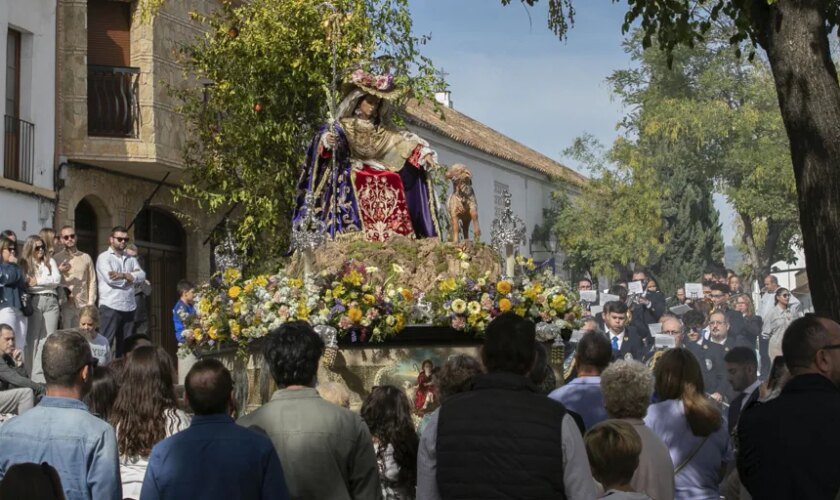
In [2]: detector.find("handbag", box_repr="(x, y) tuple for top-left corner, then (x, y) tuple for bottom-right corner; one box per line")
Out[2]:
(20, 292), (34, 317)
(674, 435), (709, 475)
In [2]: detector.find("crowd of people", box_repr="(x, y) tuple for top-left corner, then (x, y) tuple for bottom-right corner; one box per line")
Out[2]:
(0, 228), (838, 500)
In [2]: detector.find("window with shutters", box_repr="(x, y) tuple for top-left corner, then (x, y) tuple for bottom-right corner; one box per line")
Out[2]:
(87, 0), (139, 137)
(4, 29), (34, 184)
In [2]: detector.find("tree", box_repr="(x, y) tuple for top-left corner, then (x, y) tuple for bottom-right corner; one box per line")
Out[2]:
(608, 28), (798, 287)
(173, 0), (439, 268)
(546, 134), (667, 280)
(508, 0), (840, 320)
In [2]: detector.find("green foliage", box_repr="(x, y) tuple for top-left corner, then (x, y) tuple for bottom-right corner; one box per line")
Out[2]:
(548, 134), (667, 280)
(172, 0), (441, 265)
(609, 28), (799, 283)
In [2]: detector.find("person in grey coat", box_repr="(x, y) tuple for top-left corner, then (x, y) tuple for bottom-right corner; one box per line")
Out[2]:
(238, 321), (382, 500)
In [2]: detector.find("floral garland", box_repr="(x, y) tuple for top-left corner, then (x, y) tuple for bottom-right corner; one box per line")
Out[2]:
(181, 256), (581, 355)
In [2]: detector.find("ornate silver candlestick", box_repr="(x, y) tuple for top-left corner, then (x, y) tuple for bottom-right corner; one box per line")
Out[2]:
(490, 191), (526, 278)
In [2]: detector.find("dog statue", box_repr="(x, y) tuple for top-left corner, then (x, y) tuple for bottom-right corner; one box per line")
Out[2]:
(445, 163), (481, 242)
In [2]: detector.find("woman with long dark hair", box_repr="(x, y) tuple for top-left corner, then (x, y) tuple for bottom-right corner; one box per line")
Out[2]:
(361, 385), (419, 499)
(83, 365), (120, 422)
(19, 235), (60, 383)
(644, 349), (733, 499)
(110, 346), (189, 498)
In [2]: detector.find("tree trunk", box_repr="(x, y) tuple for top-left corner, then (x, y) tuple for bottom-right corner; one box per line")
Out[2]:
(739, 212), (766, 284)
(753, 0), (840, 320)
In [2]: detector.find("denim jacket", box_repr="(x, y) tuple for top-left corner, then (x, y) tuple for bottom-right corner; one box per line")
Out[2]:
(0, 396), (121, 500)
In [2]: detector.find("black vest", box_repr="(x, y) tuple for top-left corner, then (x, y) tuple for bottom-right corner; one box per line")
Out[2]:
(436, 372), (567, 500)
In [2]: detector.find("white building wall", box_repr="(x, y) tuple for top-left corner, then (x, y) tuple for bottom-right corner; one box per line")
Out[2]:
(407, 123), (565, 267)
(0, 0), (57, 234)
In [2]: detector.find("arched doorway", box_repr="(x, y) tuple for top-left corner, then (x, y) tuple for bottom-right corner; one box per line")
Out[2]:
(133, 208), (186, 358)
(74, 198), (98, 258)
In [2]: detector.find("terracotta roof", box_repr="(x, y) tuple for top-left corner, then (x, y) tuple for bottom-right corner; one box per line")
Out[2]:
(403, 99), (587, 187)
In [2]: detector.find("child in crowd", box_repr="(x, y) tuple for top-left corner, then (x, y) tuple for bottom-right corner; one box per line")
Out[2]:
(585, 420), (651, 499)
(79, 305), (111, 366)
(172, 279), (195, 345)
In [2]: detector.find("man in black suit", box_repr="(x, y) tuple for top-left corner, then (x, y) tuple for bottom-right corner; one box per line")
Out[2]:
(683, 310), (727, 402)
(631, 269), (667, 325)
(723, 347), (761, 434)
(738, 315), (840, 500)
(708, 311), (752, 355)
(601, 301), (646, 361)
(709, 282), (747, 343)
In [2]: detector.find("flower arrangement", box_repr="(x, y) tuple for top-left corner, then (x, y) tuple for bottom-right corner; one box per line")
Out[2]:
(318, 262), (413, 343)
(182, 256), (581, 354)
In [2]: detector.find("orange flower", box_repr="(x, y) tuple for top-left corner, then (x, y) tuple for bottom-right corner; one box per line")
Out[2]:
(496, 280), (512, 295)
(498, 298), (512, 312)
(348, 307), (363, 323)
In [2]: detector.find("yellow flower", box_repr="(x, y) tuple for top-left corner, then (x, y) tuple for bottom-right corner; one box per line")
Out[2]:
(228, 320), (241, 336)
(222, 268), (241, 285)
(192, 328), (201, 339)
(198, 298), (211, 315)
(400, 288), (413, 301)
(496, 280), (512, 295)
(332, 284), (345, 297)
(296, 302), (309, 320)
(395, 313), (406, 332)
(228, 286), (242, 299)
(363, 294), (376, 305)
(498, 298), (512, 312)
(551, 295), (567, 310)
(451, 299), (467, 314)
(348, 307), (363, 323)
(255, 275), (269, 287)
(288, 278), (303, 288)
(514, 305), (527, 317)
(243, 282), (254, 294)
(342, 269), (364, 287)
(439, 278), (457, 293)
(208, 327), (219, 340)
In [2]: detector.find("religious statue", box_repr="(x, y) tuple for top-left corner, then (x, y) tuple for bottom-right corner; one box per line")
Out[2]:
(445, 163), (481, 242)
(291, 69), (441, 242)
(414, 359), (436, 414)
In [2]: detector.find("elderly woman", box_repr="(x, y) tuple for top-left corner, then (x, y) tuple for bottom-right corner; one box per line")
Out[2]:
(645, 349), (733, 500)
(601, 360), (675, 500)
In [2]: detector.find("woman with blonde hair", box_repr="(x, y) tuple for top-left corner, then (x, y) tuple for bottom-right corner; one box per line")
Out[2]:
(37, 228), (58, 259)
(644, 349), (733, 500)
(762, 287), (801, 367)
(78, 305), (111, 366)
(19, 235), (60, 383)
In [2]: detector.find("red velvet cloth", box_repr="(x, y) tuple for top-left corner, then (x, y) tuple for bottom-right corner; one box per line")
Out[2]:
(352, 165), (415, 242)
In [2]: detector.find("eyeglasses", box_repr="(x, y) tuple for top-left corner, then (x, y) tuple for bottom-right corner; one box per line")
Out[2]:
(62, 234), (76, 240)
(34, 245), (45, 251)
(780, 293), (790, 298)
(114, 237), (130, 243)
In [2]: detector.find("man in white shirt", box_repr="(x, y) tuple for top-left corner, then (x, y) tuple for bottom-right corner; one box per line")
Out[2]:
(95, 226), (145, 357)
(724, 346), (761, 433)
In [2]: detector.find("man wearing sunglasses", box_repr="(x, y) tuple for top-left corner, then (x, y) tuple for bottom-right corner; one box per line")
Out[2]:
(738, 315), (840, 500)
(54, 225), (97, 330)
(95, 226), (145, 357)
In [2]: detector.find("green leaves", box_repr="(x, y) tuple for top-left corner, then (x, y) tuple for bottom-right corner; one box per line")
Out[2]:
(172, 0), (440, 269)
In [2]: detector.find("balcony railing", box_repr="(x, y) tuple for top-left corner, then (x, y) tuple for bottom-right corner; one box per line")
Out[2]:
(88, 65), (140, 138)
(3, 115), (35, 185)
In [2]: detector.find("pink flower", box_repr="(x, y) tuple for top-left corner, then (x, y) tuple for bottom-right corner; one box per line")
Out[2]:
(366, 308), (379, 320)
(451, 316), (466, 330)
(338, 316), (353, 330)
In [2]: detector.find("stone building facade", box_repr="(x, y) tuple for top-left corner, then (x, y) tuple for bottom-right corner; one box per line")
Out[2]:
(55, 0), (223, 354)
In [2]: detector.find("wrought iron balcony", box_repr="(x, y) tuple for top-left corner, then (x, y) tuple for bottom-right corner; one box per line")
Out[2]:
(88, 65), (140, 138)
(3, 115), (34, 185)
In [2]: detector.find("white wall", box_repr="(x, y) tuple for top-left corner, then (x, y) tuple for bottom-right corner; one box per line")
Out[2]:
(408, 123), (564, 265)
(0, 0), (57, 232)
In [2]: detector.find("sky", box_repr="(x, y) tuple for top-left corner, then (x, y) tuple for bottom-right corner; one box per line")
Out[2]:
(408, 0), (738, 245)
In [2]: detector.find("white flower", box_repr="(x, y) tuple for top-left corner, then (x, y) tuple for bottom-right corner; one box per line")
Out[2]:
(467, 301), (481, 315)
(392, 264), (405, 274)
(366, 266), (379, 274)
(451, 299), (467, 315)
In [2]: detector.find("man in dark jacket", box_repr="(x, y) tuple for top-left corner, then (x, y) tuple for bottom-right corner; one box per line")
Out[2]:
(0, 324), (44, 406)
(738, 315), (840, 500)
(423, 312), (595, 500)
